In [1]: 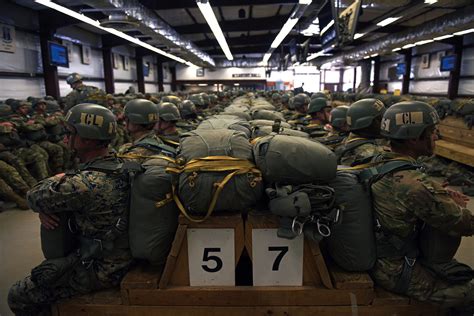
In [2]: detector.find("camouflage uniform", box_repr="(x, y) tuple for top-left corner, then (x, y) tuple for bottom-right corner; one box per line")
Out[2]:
(118, 131), (167, 161)
(8, 154), (133, 315)
(0, 161), (29, 209)
(338, 132), (389, 166)
(64, 84), (107, 113)
(371, 152), (474, 309)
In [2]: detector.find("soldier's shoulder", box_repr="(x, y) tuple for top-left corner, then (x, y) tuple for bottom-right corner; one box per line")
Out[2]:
(389, 169), (440, 201)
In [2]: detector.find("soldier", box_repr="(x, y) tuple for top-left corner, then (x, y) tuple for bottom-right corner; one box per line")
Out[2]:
(281, 93), (290, 110)
(317, 105), (350, 149)
(288, 93), (311, 127)
(64, 73), (107, 112)
(271, 93), (282, 109)
(8, 104), (133, 315)
(177, 100), (199, 132)
(154, 102), (182, 147)
(0, 160), (29, 209)
(305, 97), (332, 138)
(335, 98), (389, 166)
(370, 101), (474, 313)
(119, 99), (172, 159)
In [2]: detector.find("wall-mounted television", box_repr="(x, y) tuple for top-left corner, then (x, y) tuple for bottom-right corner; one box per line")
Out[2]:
(440, 55), (456, 72)
(396, 63), (406, 76)
(48, 42), (69, 67)
(143, 62), (150, 77)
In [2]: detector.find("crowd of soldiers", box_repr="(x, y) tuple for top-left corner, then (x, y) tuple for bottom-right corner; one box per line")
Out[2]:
(3, 73), (474, 315)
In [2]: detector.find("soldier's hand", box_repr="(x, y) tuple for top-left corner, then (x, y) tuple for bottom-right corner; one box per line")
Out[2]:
(446, 188), (469, 208)
(39, 212), (60, 230)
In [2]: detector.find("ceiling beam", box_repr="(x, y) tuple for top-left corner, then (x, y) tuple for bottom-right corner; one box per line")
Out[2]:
(204, 46), (269, 55)
(174, 15), (289, 34)
(195, 33), (302, 47)
(139, 0), (298, 10)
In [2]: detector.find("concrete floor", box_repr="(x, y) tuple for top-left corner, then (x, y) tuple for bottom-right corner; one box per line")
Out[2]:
(0, 191), (473, 316)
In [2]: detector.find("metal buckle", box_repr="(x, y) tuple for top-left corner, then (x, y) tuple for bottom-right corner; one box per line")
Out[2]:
(316, 219), (331, 237)
(81, 259), (94, 269)
(405, 256), (416, 267)
(291, 217), (305, 236)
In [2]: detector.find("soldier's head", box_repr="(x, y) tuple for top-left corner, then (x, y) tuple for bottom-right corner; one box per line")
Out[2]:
(179, 100), (197, 120)
(209, 94), (218, 107)
(123, 99), (158, 137)
(308, 97), (332, 124)
(64, 103), (117, 161)
(329, 106), (349, 132)
(281, 94), (290, 105)
(188, 94), (205, 109)
(293, 93), (310, 114)
(311, 92), (328, 100)
(66, 73), (83, 89)
(200, 93), (210, 108)
(271, 93), (281, 102)
(381, 101), (440, 157)
(33, 99), (47, 113)
(346, 98), (386, 138)
(105, 94), (116, 107)
(155, 102), (181, 134)
(12, 100), (32, 116)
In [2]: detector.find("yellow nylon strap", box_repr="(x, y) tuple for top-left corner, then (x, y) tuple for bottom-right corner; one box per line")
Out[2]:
(155, 193), (174, 208)
(117, 153), (176, 164)
(345, 137), (368, 144)
(337, 157), (415, 171)
(158, 135), (179, 147)
(250, 136), (264, 145)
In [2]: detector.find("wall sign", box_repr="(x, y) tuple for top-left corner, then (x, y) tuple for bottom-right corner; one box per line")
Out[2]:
(0, 24), (15, 53)
(421, 53), (430, 69)
(62, 40), (73, 62)
(113, 53), (120, 69)
(187, 228), (235, 286)
(81, 44), (91, 65)
(123, 55), (130, 70)
(232, 73), (261, 78)
(196, 68), (204, 77)
(252, 229), (303, 286)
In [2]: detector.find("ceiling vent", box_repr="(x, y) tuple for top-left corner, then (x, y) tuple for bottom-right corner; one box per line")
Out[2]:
(100, 14), (139, 29)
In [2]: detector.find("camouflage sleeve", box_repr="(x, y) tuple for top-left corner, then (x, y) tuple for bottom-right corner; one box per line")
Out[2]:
(26, 173), (93, 214)
(399, 171), (474, 236)
(64, 91), (78, 112)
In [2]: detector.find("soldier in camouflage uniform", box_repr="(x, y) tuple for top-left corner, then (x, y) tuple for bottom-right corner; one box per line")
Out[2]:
(271, 93), (282, 109)
(305, 97), (331, 138)
(178, 100), (200, 131)
(370, 101), (474, 313)
(288, 93), (311, 127)
(8, 103), (133, 315)
(0, 160), (29, 209)
(318, 105), (350, 149)
(118, 99), (174, 159)
(154, 102), (183, 148)
(336, 98), (389, 166)
(64, 73), (107, 112)
(110, 105), (131, 150)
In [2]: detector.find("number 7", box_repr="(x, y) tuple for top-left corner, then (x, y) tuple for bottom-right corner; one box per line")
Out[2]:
(268, 246), (289, 271)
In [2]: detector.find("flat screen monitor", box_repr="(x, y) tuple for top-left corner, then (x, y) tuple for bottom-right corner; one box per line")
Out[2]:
(143, 63), (150, 77)
(396, 63), (406, 76)
(440, 55), (456, 72)
(48, 42), (69, 67)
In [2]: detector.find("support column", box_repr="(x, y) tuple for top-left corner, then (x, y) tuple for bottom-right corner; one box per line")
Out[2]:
(170, 66), (177, 92)
(39, 29), (60, 99)
(353, 66), (357, 92)
(402, 48), (412, 95)
(157, 61), (164, 92)
(447, 36), (463, 99)
(373, 56), (380, 94)
(102, 47), (114, 94)
(135, 48), (145, 94)
(339, 68), (344, 92)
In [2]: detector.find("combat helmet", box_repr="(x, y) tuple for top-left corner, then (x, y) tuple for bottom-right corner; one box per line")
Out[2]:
(293, 93), (310, 111)
(163, 95), (182, 107)
(200, 93), (210, 107)
(311, 92), (328, 100)
(209, 94), (218, 104)
(308, 97), (330, 114)
(179, 100), (197, 118)
(346, 98), (386, 131)
(272, 93), (281, 101)
(159, 102), (181, 122)
(124, 99), (159, 124)
(66, 73), (83, 85)
(330, 106), (349, 129)
(0, 104), (13, 117)
(188, 94), (205, 108)
(281, 94), (290, 103)
(65, 103), (117, 140)
(381, 101), (439, 139)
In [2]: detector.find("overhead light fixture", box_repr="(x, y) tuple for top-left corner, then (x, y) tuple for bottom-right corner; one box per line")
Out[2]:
(370, 53), (378, 57)
(307, 51), (332, 61)
(376, 17), (401, 27)
(415, 39), (434, 46)
(433, 34), (454, 41)
(320, 20), (334, 35)
(263, 53), (271, 64)
(196, 0), (233, 60)
(424, 0), (438, 4)
(271, 18), (299, 48)
(301, 18), (320, 36)
(402, 43), (416, 49)
(354, 33), (366, 40)
(453, 28), (474, 36)
(35, 0), (196, 66)
(392, 47), (402, 52)
(363, 56), (370, 59)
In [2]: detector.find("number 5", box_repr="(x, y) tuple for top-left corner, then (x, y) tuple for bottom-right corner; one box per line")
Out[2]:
(202, 248), (223, 273)
(268, 246), (289, 271)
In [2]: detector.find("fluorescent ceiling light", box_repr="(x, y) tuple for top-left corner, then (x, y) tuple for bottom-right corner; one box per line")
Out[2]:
(376, 17), (401, 27)
(198, 83), (208, 86)
(196, 1), (233, 60)
(402, 43), (416, 49)
(392, 47), (402, 52)
(434, 34), (454, 41)
(263, 53), (271, 64)
(415, 39), (434, 46)
(320, 20), (334, 35)
(271, 18), (299, 48)
(299, 0), (312, 4)
(307, 51), (332, 61)
(363, 56), (370, 59)
(35, 0), (195, 66)
(370, 53), (378, 57)
(301, 22), (320, 36)
(354, 33), (366, 40)
(453, 28), (474, 36)
(234, 83), (240, 86)
(424, 0), (438, 4)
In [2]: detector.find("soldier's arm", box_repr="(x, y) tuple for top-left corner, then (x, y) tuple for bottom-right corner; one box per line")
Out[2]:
(26, 173), (92, 214)
(402, 171), (474, 236)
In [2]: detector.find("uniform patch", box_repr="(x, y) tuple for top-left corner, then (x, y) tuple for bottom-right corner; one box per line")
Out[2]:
(395, 111), (423, 125)
(148, 113), (158, 122)
(381, 118), (390, 132)
(80, 113), (104, 127)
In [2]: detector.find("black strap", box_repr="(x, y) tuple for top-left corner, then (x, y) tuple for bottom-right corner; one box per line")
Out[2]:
(335, 139), (375, 164)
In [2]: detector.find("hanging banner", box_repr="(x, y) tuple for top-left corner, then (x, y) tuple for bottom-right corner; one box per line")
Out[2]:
(0, 24), (16, 53)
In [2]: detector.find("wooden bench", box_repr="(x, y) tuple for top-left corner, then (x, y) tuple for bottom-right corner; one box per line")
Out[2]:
(435, 117), (474, 167)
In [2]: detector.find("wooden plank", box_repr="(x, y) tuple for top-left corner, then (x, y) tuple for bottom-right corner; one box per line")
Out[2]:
(121, 265), (162, 305)
(434, 140), (474, 167)
(372, 287), (409, 306)
(302, 240), (322, 286)
(440, 116), (470, 129)
(438, 125), (474, 147)
(159, 224), (188, 289)
(328, 264), (373, 290)
(55, 304), (442, 316)
(308, 241), (334, 289)
(168, 229), (190, 287)
(127, 286), (375, 306)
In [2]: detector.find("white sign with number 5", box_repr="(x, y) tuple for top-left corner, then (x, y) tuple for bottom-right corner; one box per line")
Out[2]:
(252, 229), (304, 286)
(187, 228), (235, 286)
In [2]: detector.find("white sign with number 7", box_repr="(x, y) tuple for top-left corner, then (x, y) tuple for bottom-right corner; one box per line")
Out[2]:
(187, 228), (235, 286)
(252, 229), (304, 286)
